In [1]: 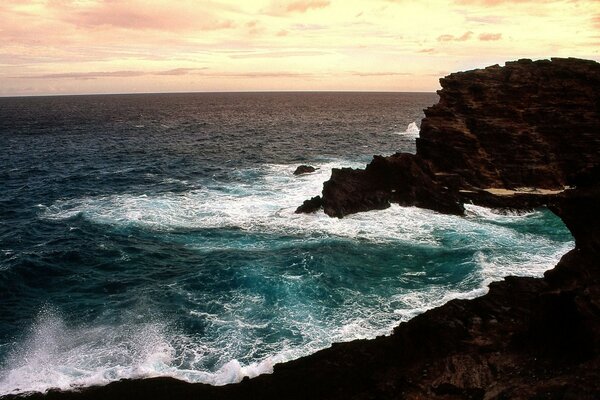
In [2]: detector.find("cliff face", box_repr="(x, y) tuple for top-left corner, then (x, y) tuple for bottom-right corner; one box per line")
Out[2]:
(5, 58), (600, 400)
(298, 58), (600, 217)
(418, 58), (600, 190)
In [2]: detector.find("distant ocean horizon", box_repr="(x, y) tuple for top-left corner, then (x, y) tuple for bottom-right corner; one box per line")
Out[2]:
(0, 90), (436, 100)
(0, 92), (572, 395)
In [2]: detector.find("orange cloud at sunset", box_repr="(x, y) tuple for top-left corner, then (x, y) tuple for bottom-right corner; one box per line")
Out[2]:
(0, 0), (598, 96)
(479, 33), (502, 41)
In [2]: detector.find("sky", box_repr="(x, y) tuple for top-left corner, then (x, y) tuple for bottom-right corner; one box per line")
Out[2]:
(1, 0), (599, 96)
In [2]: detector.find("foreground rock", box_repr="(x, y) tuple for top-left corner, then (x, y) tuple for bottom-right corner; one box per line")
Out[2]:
(4, 59), (599, 400)
(298, 58), (600, 217)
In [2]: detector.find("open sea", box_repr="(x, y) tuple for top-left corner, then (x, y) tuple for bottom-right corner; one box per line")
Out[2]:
(0, 92), (573, 395)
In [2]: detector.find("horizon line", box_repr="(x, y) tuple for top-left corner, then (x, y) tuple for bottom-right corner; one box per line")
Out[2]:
(0, 89), (438, 99)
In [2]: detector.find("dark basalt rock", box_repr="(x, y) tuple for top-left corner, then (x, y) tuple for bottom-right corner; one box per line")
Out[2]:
(294, 195), (322, 213)
(320, 153), (464, 218)
(418, 58), (600, 190)
(293, 165), (317, 175)
(6, 58), (600, 400)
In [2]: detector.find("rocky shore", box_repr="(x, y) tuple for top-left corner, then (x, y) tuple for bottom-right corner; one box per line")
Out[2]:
(297, 57), (600, 218)
(5, 58), (599, 400)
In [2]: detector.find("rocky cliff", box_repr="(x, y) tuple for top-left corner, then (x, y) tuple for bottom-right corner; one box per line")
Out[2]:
(5, 58), (599, 400)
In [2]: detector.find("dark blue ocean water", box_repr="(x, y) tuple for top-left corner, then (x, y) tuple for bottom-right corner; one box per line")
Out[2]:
(0, 93), (572, 395)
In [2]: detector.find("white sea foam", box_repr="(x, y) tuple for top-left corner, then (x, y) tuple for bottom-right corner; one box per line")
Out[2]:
(0, 228), (570, 395)
(41, 160), (439, 245)
(393, 121), (420, 137)
(465, 204), (537, 219)
(3, 233), (569, 396)
(40, 160), (557, 248)
(0, 308), (175, 395)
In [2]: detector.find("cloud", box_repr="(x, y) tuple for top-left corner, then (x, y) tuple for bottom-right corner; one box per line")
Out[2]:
(291, 23), (327, 31)
(454, 0), (542, 5)
(593, 15), (600, 30)
(437, 34), (455, 42)
(478, 32), (502, 41)
(21, 70), (147, 80)
(286, 0), (330, 13)
(350, 71), (413, 77)
(15, 68), (321, 80)
(265, 0), (330, 16)
(154, 67), (209, 76)
(214, 71), (319, 78)
(62, 1), (235, 32)
(437, 31), (473, 42)
(18, 68), (208, 80)
(465, 15), (506, 24)
(229, 50), (329, 59)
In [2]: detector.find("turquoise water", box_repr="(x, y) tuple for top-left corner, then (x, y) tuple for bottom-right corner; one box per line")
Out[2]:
(0, 93), (573, 395)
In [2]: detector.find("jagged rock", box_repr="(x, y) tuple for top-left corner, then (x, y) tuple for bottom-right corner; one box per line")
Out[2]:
(293, 165), (317, 175)
(320, 153), (464, 217)
(294, 196), (322, 214)
(417, 58), (600, 190)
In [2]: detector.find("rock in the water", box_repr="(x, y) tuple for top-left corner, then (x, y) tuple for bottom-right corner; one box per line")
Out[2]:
(294, 196), (322, 214)
(293, 165), (317, 175)
(321, 153), (464, 217)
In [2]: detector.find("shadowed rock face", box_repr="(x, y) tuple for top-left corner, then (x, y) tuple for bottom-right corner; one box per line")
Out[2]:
(315, 154), (464, 218)
(418, 58), (600, 190)
(4, 58), (600, 400)
(298, 58), (600, 217)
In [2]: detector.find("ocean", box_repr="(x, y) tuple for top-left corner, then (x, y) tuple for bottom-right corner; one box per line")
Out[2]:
(0, 92), (573, 395)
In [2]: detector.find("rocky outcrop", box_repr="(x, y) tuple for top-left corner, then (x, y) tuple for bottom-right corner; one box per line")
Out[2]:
(298, 58), (600, 217)
(418, 58), (600, 190)
(5, 58), (599, 400)
(295, 195), (322, 213)
(309, 154), (464, 217)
